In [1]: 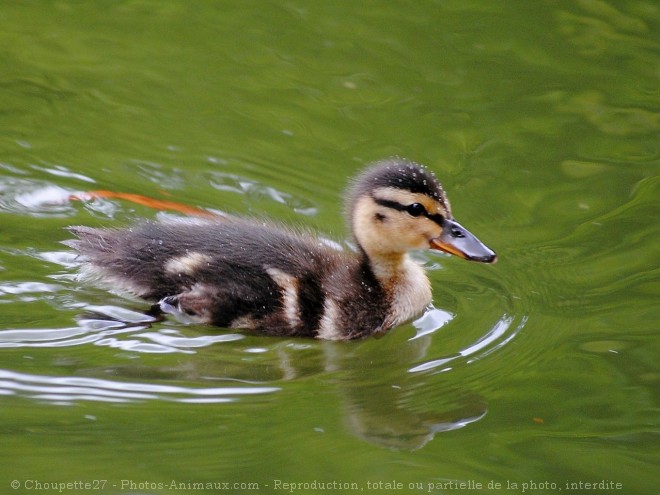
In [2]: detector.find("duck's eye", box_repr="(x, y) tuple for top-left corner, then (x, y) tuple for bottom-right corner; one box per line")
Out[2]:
(406, 203), (426, 217)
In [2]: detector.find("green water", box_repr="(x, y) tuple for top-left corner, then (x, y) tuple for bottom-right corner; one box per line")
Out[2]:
(1, 1), (658, 494)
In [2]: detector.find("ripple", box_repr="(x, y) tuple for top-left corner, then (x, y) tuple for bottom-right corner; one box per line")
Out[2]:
(0, 304), (244, 354)
(132, 159), (188, 190)
(0, 179), (76, 217)
(408, 313), (528, 373)
(0, 280), (65, 304)
(0, 281), (63, 297)
(556, 90), (659, 136)
(36, 250), (81, 268)
(206, 170), (318, 216)
(30, 164), (95, 183)
(0, 169), (320, 220)
(411, 305), (454, 340)
(0, 369), (279, 404)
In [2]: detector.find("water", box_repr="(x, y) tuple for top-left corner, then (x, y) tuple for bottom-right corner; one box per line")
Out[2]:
(1, 1), (658, 494)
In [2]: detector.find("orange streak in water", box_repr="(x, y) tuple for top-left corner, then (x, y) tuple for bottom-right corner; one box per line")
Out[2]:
(70, 190), (218, 218)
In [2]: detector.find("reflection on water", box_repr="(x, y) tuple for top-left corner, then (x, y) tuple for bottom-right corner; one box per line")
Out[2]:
(0, 304), (244, 354)
(207, 170), (318, 216)
(0, 180), (77, 217)
(342, 381), (487, 451)
(0, 369), (279, 404)
(324, 330), (493, 450)
(410, 304), (454, 340)
(332, 310), (528, 450)
(409, 313), (528, 373)
(0, 166), (320, 220)
(0, 294), (525, 450)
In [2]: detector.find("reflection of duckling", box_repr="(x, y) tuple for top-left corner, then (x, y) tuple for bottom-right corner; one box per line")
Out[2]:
(65, 158), (496, 340)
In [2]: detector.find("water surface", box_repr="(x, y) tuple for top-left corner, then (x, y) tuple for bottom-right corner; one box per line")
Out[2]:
(0, 1), (658, 494)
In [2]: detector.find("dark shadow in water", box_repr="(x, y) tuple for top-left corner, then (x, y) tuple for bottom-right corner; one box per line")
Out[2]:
(341, 382), (487, 451)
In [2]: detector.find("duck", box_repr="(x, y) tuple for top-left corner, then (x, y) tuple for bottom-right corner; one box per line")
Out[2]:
(64, 158), (496, 340)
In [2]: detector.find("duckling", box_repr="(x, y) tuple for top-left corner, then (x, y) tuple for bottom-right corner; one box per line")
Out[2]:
(65, 158), (496, 340)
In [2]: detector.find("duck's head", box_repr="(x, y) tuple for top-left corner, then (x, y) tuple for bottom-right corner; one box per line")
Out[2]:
(347, 158), (496, 263)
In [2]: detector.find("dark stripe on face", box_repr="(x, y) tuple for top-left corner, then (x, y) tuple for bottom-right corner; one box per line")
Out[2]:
(373, 198), (446, 227)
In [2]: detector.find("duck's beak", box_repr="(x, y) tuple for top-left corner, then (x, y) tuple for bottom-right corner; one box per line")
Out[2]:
(430, 219), (497, 263)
